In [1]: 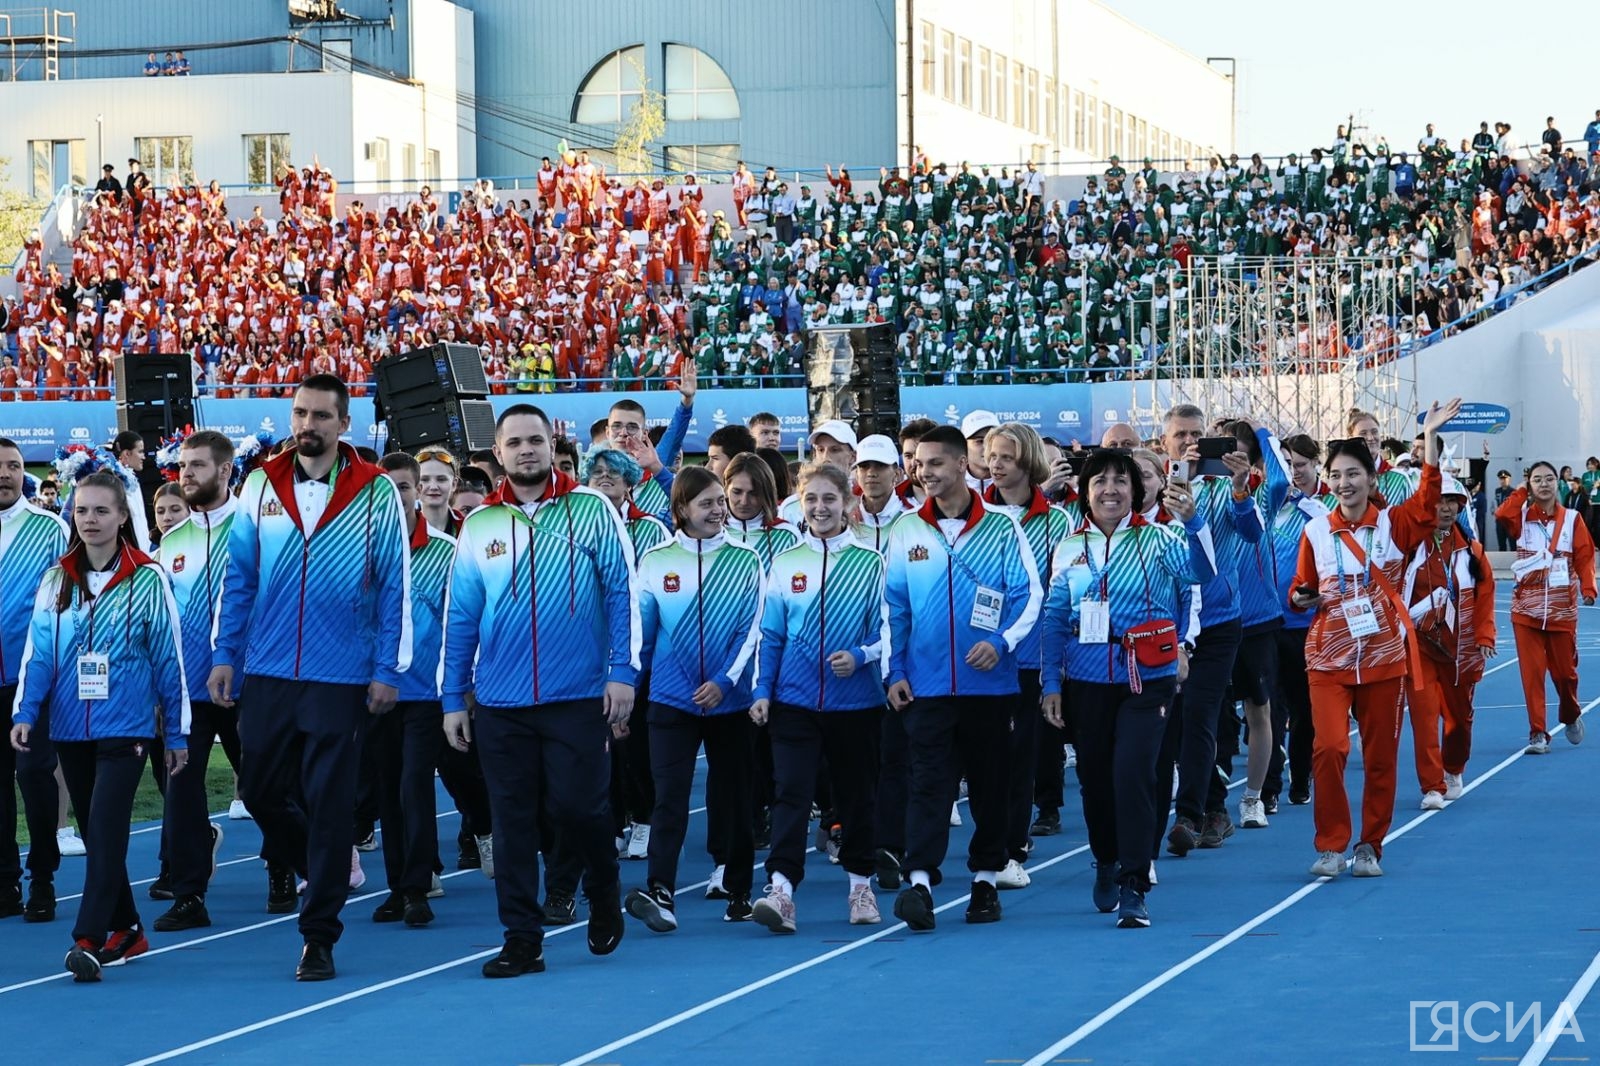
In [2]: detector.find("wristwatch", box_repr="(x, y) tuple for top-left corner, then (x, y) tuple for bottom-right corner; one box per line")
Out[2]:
(1181, 640), (1196, 655)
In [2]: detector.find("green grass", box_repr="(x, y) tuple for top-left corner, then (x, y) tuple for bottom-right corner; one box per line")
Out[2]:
(14, 761), (238, 846)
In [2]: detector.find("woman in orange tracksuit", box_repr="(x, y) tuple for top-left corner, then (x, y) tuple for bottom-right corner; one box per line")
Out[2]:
(1289, 399), (1454, 880)
(1401, 474), (1496, 809)
(1494, 460), (1598, 754)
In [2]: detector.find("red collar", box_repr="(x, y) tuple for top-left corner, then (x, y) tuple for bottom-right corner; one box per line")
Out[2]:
(483, 468), (578, 508)
(982, 484), (1052, 523)
(60, 539), (151, 592)
(1073, 511), (1150, 535)
(261, 442), (383, 533)
(1328, 501), (1382, 532)
(408, 514), (431, 552)
(623, 499), (652, 522)
(894, 480), (919, 503)
(917, 488), (986, 536)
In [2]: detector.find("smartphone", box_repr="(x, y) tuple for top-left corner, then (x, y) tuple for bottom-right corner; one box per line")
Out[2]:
(1195, 436), (1238, 478)
(1065, 452), (1089, 478)
(1166, 459), (1187, 483)
(1294, 585), (1320, 599)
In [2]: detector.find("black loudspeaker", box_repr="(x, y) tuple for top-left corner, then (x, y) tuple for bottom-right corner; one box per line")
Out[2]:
(385, 399), (498, 454)
(375, 343), (489, 412)
(114, 354), (194, 405)
(804, 324), (901, 441)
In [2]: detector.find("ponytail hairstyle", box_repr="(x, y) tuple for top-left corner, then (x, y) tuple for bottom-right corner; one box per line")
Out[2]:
(58, 470), (137, 612)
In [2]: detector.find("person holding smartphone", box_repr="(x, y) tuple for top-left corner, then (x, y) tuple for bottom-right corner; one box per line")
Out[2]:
(1290, 398), (1456, 879)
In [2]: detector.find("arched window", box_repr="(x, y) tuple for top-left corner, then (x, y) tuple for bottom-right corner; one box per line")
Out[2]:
(574, 45), (645, 124)
(664, 44), (739, 121)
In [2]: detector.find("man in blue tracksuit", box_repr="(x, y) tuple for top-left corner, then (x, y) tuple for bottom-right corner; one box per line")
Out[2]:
(442, 403), (639, 977)
(210, 375), (413, 982)
(884, 426), (1041, 932)
(0, 436), (70, 923)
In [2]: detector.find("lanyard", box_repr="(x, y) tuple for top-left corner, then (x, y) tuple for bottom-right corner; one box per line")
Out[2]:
(1081, 526), (1121, 601)
(1430, 533), (1457, 604)
(1334, 527), (1375, 597)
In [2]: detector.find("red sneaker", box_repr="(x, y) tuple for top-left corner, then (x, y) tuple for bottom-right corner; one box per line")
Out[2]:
(97, 926), (150, 966)
(64, 939), (102, 983)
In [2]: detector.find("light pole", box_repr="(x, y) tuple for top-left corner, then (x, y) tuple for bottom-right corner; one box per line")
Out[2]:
(1206, 57), (1236, 153)
(96, 113), (104, 178)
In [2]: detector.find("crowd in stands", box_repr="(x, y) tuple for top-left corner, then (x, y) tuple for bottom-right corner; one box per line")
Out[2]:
(143, 52), (192, 77)
(3, 112), (1599, 400)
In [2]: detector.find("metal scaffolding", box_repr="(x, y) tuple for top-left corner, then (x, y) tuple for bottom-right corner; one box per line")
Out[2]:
(1133, 255), (1418, 441)
(0, 7), (75, 81)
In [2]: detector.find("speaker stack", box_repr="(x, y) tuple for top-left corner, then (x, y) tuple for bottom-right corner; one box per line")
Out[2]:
(115, 354), (196, 452)
(804, 323), (901, 441)
(375, 342), (495, 455)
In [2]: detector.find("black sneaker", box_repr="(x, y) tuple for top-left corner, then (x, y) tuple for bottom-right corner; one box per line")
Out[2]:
(965, 880), (1001, 924)
(372, 892), (407, 923)
(1092, 861), (1121, 913)
(874, 848), (902, 890)
(456, 835), (482, 871)
(1166, 816), (1200, 856)
(625, 885), (678, 932)
(402, 890), (434, 928)
(23, 880), (56, 923)
(1264, 794), (1280, 816)
(1030, 809), (1061, 836)
(893, 884), (936, 932)
(65, 940), (102, 983)
(1, 881), (23, 919)
(154, 894), (210, 932)
(1199, 810), (1234, 849)
(354, 827), (378, 853)
(148, 872), (175, 901)
(267, 862), (298, 914)
(482, 937), (544, 978)
(1289, 786), (1311, 806)
(1116, 886), (1150, 929)
(295, 940), (335, 981)
(97, 926), (149, 966)
(543, 891), (577, 926)
(586, 889), (625, 955)
(753, 809), (772, 851)
(723, 894), (754, 922)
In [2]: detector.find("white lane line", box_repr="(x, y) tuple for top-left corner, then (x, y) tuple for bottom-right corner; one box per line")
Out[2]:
(1017, 699), (1597, 1066)
(1516, 945), (1600, 1066)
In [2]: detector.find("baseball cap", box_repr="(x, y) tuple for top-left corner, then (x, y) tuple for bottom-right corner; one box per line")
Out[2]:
(809, 420), (858, 450)
(961, 410), (1000, 438)
(853, 434), (899, 468)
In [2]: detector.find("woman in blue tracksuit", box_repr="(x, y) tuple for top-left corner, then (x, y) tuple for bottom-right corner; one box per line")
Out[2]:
(624, 466), (766, 932)
(9, 471), (189, 982)
(1041, 450), (1214, 929)
(749, 463), (888, 934)
(1267, 434), (1328, 806)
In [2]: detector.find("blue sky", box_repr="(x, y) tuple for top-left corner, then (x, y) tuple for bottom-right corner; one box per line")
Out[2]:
(1106, 0), (1598, 157)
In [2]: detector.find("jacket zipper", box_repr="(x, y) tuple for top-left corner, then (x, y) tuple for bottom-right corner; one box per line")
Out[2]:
(294, 540), (309, 677)
(697, 540), (706, 713)
(946, 552), (957, 695)
(528, 522), (541, 704)
(817, 541), (829, 710)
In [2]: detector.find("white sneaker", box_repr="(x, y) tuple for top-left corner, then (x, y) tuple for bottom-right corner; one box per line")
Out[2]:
(1239, 796), (1268, 829)
(427, 872), (445, 899)
(56, 826), (85, 857)
(996, 858), (1030, 890)
(1148, 861), (1158, 886)
(1443, 772), (1464, 801)
(751, 884), (796, 934)
(1351, 843), (1383, 878)
(1420, 791), (1446, 811)
(1309, 850), (1346, 878)
(1567, 716), (1587, 745)
(1065, 744), (1077, 769)
(228, 799), (251, 821)
(626, 823), (651, 860)
(475, 835), (494, 880)
(1526, 731), (1550, 755)
(949, 802), (963, 827)
(348, 847), (366, 891)
(705, 864), (728, 900)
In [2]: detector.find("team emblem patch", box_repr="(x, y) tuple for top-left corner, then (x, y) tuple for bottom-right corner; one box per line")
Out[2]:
(485, 539), (507, 559)
(261, 499), (283, 517)
(908, 545), (929, 562)
(791, 572), (807, 593)
(1067, 553), (1087, 567)
(170, 555), (186, 573)
(664, 572), (681, 593)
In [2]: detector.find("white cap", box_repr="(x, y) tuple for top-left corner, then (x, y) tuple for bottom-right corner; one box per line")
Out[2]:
(1440, 474), (1470, 500)
(809, 420), (858, 450)
(961, 410), (1000, 438)
(853, 434), (899, 468)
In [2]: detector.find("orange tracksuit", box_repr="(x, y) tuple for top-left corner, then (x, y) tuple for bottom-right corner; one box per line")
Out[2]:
(1401, 530), (1496, 790)
(1292, 466), (1439, 858)
(1495, 487), (1598, 737)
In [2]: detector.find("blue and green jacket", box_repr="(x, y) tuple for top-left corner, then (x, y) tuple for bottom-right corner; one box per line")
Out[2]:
(637, 531), (764, 716)
(403, 517), (456, 703)
(982, 486), (1076, 671)
(155, 497), (235, 705)
(754, 530), (888, 712)
(724, 515), (801, 575)
(0, 497), (70, 688)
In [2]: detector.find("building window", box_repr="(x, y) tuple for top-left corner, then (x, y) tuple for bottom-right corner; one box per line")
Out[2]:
(1026, 69), (1039, 133)
(956, 39), (971, 108)
(1100, 102), (1110, 159)
(403, 143), (417, 183)
(664, 144), (740, 175)
(664, 43), (740, 121)
(1011, 62), (1024, 129)
(1085, 94), (1096, 153)
(28, 138), (85, 198)
(574, 45), (645, 124)
(426, 149), (441, 182)
(977, 47), (990, 115)
(1112, 109), (1123, 159)
(919, 22), (934, 93)
(992, 53), (1006, 123)
(321, 38), (351, 72)
(368, 136), (390, 182)
(1043, 78), (1056, 142)
(1071, 89), (1085, 150)
(134, 135), (194, 188)
(1136, 118), (1148, 161)
(939, 30), (954, 101)
(243, 133), (291, 189)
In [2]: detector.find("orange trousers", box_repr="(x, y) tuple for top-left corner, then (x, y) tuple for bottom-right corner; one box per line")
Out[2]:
(1309, 674), (1404, 858)
(1404, 656), (1478, 792)
(1513, 621), (1580, 737)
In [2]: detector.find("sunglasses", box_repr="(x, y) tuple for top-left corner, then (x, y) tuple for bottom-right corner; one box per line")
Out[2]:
(415, 448), (458, 468)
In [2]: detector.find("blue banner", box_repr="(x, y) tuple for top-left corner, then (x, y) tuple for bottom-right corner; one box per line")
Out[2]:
(2, 383), (1154, 463)
(1416, 402), (1511, 436)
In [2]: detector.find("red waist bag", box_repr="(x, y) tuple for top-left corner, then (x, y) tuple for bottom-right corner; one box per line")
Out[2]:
(1123, 618), (1178, 694)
